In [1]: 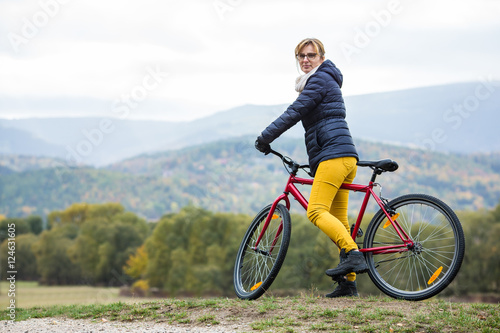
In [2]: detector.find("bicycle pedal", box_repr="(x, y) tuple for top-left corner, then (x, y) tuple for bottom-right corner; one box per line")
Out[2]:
(351, 224), (363, 237)
(331, 275), (347, 283)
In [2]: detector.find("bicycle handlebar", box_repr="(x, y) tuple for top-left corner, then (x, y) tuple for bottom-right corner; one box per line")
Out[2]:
(268, 148), (283, 160)
(269, 148), (312, 176)
(267, 147), (397, 180)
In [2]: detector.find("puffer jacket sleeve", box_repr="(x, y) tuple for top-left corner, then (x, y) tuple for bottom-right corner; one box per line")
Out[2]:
(260, 73), (326, 144)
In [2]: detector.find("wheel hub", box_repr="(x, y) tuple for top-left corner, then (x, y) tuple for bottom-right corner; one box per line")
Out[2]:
(409, 242), (423, 255)
(254, 247), (271, 257)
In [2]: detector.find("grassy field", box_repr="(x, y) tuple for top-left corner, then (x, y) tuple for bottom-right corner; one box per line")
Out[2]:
(1, 283), (499, 332)
(0, 281), (149, 308)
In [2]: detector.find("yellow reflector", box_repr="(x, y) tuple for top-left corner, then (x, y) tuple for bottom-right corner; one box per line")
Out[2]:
(272, 214), (280, 220)
(250, 282), (262, 291)
(428, 266), (443, 285)
(383, 213), (399, 229)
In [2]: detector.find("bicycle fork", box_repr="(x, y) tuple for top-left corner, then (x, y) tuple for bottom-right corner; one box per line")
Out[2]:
(252, 212), (283, 256)
(252, 196), (289, 255)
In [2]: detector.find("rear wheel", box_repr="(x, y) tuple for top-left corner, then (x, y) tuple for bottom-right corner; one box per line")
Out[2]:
(233, 204), (291, 300)
(363, 194), (465, 301)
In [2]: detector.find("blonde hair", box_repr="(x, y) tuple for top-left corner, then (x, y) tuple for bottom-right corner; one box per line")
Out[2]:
(295, 38), (326, 59)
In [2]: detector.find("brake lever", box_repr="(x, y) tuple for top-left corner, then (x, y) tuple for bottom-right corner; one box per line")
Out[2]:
(299, 165), (313, 177)
(282, 156), (294, 167)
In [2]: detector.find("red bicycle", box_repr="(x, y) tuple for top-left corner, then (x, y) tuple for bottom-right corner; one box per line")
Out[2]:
(233, 149), (465, 301)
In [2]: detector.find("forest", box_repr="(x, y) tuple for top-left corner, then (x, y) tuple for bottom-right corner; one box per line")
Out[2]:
(1, 201), (499, 297)
(1, 137), (500, 221)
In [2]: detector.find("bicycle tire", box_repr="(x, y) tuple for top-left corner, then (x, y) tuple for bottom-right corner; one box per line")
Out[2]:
(233, 203), (291, 300)
(363, 194), (465, 301)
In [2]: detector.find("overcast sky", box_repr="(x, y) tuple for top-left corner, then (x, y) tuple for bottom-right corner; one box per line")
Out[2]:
(1, 0), (499, 121)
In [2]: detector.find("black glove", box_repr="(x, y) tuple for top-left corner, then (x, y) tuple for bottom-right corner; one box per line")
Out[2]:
(255, 136), (271, 155)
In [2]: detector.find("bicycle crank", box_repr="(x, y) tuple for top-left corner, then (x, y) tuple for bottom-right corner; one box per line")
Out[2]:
(351, 224), (363, 237)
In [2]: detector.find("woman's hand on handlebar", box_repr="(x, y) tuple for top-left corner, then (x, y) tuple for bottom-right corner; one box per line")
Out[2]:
(255, 136), (271, 155)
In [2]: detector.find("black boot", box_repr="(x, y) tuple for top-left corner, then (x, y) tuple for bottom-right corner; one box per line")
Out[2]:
(325, 249), (368, 278)
(325, 277), (358, 298)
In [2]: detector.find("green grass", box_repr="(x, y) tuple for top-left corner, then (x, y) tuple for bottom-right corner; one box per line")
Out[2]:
(251, 316), (301, 331)
(1, 290), (499, 332)
(257, 295), (279, 313)
(0, 281), (134, 308)
(197, 314), (219, 325)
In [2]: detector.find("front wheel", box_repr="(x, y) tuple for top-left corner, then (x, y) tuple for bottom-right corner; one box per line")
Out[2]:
(363, 194), (465, 301)
(233, 204), (291, 300)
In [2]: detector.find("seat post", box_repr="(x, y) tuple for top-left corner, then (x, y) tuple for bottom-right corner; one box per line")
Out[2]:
(370, 168), (382, 183)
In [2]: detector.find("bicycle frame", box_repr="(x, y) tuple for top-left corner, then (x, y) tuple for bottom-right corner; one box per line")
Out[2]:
(253, 171), (414, 255)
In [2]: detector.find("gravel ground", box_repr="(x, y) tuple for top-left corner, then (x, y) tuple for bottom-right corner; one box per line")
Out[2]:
(2, 318), (237, 333)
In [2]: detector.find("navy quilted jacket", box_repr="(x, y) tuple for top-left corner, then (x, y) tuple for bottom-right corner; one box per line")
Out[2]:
(260, 59), (358, 175)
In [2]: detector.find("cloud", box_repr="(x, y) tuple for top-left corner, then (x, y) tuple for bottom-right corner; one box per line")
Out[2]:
(0, 0), (499, 120)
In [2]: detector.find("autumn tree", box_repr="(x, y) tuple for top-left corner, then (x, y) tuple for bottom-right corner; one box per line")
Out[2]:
(26, 215), (43, 234)
(33, 202), (148, 285)
(32, 225), (81, 284)
(144, 206), (247, 295)
(68, 206), (149, 285)
(123, 244), (148, 280)
(450, 203), (500, 294)
(0, 218), (31, 242)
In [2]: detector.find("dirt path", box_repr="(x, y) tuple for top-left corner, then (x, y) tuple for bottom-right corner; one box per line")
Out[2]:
(2, 296), (498, 332)
(3, 317), (234, 332)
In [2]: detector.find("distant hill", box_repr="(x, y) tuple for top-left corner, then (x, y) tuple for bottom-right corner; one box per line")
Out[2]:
(0, 165), (14, 175)
(0, 125), (64, 157)
(345, 81), (500, 153)
(1, 81), (499, 166)
(1, 137), (499, 220)
(0, 154), (66, 172)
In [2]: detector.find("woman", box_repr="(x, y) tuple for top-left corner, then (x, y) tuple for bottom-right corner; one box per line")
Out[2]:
(255, 38), (368, 298)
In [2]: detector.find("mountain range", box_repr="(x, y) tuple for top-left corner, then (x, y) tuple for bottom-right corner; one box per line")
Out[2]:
(1, 136), (500, 220)
(1, 81), (499, 167)
(1, 81), (500, 219)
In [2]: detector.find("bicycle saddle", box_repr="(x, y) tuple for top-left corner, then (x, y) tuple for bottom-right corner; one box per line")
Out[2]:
(357, 159), (399, 172)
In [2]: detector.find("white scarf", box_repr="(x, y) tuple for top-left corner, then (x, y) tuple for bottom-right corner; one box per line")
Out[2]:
(295, 65), (320, 94)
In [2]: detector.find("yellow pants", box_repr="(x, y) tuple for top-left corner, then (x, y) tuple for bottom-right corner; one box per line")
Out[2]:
(307, 157), (358, 281)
